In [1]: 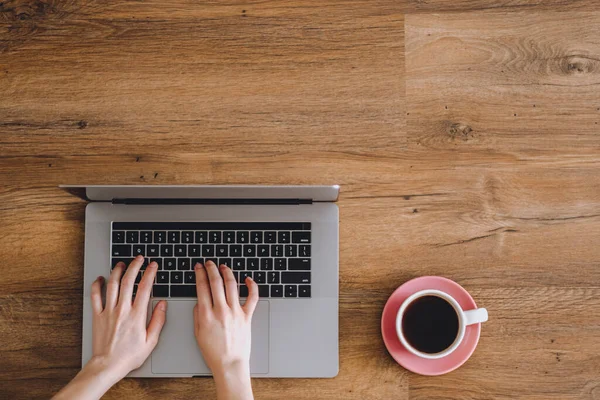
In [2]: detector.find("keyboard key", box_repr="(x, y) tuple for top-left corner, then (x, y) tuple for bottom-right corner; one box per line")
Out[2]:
(247, 258), (259, 270)
(274, 258), (287, 270)
(271, 245), (283, 257)
(282, 272), (310, 284)
(151, 258), (163, 269)
(253, 271), (266, 284)
(251, 232), (263, 243)
(233, 258), (245, 270)
(175, 245), (187, 257)
(216, 245), (228, 256)
(111, 257), (133, 269)
(135, 272), (143, 283)
(140, 231), (153, 243)
(233, 271), (239, 282)
(133, 245), (145, 256)
(268, 271), (280, 284)
(292, 231), (311, 243)
(285, 285), (297, 297)
(154, 231), (167, 243)
(185, 271), (196, 283)
(299, 285), (311, 297)
(285, 285), (298, 297)
(147, 244), (159, 257)
(153, 285), (169, 297)
(260, 258), (273, 270)
(191, 257), (204, 267)
(157, 271), (169, 284)
(160, 244), (173, 257)
(189, 245), (201, 257)
(182, 231), (194, 243)
(168, 231), (181, 243)
(205, 258), (218, 266)
(239, 271), (252, 282)
(164, 258), (177, 270)
(289, 258), (311, 270)
(236, 231), (249, 243)
(126, 231), (139, 243)
(223, 231), (235, 243)
(264, 231), (276, 243)
(258, 285), (269, 297)
(299, 245), (311, 257)
(209, 231), (221, 243)
(278, 231), (290, 243)
(219, 258), (232, 267)
(178, 258), (191, 270)
(132, 284), (138, 297)
(244, 245), (256, 257)
(112, 245), (131, 257)
(257, 245), (269, 257)
(170, 285), (196, 297)
(202, 245), (215, 257)
(264, 231), (277, 243)
(271, 285), (283, 297)
(140, 258), (149, 270)
(171, 271), (183, 284)
(230, 245), (242, 257)
(112, 231), (125, 243)
(239, 285), (249, 297)
(285, 244), (297, 257)
(195, 231), (208, 243)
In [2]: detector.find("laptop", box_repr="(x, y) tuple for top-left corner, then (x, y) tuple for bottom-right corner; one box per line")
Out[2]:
(62, 185), (339, 378)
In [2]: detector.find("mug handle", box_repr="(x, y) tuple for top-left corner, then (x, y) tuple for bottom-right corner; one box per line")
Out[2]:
(463, 308), (488, 325)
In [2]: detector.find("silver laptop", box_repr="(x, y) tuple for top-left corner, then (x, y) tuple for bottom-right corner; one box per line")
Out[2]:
(62, 185), (339, 378)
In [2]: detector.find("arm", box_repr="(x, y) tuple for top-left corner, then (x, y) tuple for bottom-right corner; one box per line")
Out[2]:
(53, 256), (166, 400)
(194, 261), (259, 400)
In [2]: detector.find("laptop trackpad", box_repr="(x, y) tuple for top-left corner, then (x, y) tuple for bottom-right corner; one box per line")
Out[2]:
(151, 300), (270, 375)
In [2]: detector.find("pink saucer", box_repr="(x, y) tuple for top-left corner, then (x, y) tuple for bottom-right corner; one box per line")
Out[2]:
(381, 276), (481, 376)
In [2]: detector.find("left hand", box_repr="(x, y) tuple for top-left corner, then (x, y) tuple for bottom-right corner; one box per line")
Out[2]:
(53, 255), (167, 400)
(90, 255), (167, 378)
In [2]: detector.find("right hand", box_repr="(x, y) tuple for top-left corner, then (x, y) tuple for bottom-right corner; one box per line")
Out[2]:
(193, 260), (259, 376)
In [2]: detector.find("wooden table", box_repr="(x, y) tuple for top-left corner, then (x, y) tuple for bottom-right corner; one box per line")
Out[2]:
(1, 1), (599, 399)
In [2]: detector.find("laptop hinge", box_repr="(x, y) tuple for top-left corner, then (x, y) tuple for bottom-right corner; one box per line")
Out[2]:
(111, 198), (313, 205)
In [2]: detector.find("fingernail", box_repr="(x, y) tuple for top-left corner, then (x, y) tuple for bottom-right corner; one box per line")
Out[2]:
(116, 262), (125, 268)
(136, 255), (144, 261)
(194, 263), (201, 270)
(158, 301), (167, 311)
(96, 276), (104, 282)
(206, 260), (215, 266)
(247, 277), (253, 282)
(148, 261), (157, 268)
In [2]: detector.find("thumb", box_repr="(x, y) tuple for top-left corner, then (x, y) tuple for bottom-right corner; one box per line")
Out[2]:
(147, 300), (167, 346)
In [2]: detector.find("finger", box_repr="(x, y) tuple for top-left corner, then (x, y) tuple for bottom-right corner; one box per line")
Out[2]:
(91, 276), (104, 314)
(106, 262), (125, 309)
(134, 261), (158, 311)
(220, 265), (240, 308)
(242, 277), (259, 317)
(118, 255), (144, 308)
(146, 300), (167, 347)
(195, 263), (212, 311)
(204, 260), (227, 308)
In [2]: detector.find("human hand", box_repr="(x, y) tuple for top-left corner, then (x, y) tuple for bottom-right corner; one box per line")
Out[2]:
(90, 255), (167, 379)
(194, 260), (258, 400)
(53, 256), (167, 400)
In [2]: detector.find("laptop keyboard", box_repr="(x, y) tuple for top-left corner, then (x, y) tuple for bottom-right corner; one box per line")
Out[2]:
(110, 222), (311, 299)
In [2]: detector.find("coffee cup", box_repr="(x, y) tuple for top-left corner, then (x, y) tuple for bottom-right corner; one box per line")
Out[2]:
(395, 289), (488, 360)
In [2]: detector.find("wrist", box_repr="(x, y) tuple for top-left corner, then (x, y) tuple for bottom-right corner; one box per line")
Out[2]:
(83, 356), (126, 387)
(212, 362), (253, 400)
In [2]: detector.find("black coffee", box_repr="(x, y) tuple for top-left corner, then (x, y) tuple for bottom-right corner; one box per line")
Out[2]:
(402, 295), (459, 354)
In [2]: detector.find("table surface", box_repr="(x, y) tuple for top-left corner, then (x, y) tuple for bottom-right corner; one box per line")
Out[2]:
(1, 1), (600, 399)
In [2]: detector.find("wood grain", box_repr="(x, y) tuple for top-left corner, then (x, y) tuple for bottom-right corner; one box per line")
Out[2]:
(1, 1), (599, 399)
